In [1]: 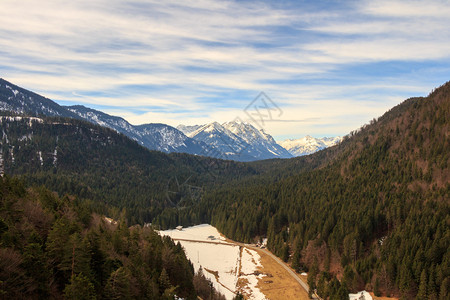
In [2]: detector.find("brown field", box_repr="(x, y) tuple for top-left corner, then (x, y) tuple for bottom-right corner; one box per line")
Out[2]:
(221, 232), (310, 300)
(251, 248), (309, 300)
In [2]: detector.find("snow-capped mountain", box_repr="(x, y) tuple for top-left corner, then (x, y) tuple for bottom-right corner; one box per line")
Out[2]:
(222, 121), (292, 160)
(0, 78), (208, 155)
(279, 136), (342, 157)
(185, 122), (254, 161)
(179, 121), (292, 161)
(66, 105), (209, 154)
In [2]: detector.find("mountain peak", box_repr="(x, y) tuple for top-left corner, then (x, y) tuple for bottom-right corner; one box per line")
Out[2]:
(179, 120), (292, 161)
(279, 136), (342, 157)
(176, 124), (203, 136)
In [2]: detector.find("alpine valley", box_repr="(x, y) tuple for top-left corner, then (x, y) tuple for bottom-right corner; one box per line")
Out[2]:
(0, 78), (449, 300)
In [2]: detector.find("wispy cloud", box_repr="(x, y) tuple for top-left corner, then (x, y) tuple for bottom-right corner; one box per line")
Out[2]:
(0, 0), (449, 138)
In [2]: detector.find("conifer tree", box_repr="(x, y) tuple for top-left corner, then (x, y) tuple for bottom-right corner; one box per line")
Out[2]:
(417, 269), (428, 300)
(64, 273), (96, 300)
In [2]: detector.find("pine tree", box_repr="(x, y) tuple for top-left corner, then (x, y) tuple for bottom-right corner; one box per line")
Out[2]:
(428, 269), (438, 299)
(291, 249), (302, 273)
(63, 273), (96, 300)
(282, 243), (290, 262)
(307, 257), (319, 298)
(21, 243), (50, 297)
(374, 277), (381, 297)
(337, 281), (349, 300)
(417, 269), (428, 299)
(317, 273), (327, 298)
(105, 267), (132, 300)
(61, 233), (92, 279)
(159, 268), (172, 295)
(439, 277), (449, 300)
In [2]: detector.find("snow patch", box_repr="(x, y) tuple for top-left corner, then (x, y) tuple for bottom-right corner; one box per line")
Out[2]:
(241, 248), (262, 274)
(10, 147), (14, 163)
(18, 134), (32, 141)
(0, 152), (4, 177)
(38, 151), (43, 166)
(0, 116), (44, 125)
(240, 248), (267, 300)
(241, 273), (267, 300)
(2, 129), (9, 144)
(160, 224), (267, 300)
(53, 148), (58, 166)
(349, 290), (373, 300)
(4, 85), (20, 96)
(161, 224), (227, 242)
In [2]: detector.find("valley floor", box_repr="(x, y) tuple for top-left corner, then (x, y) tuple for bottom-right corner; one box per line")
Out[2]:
(160, 224), (309, 300)
(250, 247), (309, 300)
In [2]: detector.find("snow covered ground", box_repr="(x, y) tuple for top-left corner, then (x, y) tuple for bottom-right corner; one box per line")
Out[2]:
(240, 248), (266, 300)
(160, 224), (267, 300)
(161, 224), (227, 242)
(349, 290), (373, 300)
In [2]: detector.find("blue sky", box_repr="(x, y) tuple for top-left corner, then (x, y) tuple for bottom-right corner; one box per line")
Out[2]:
(1, 0), (449, 140)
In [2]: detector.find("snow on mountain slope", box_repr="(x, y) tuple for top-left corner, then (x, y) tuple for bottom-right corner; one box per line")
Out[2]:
(186, 122), (253, 160)
(0, 78), (79, 119)
(66, 105), (137, 134)
(176, 124), (203, 136)
(222, 121), (292, 160)
(66, 105), (208, 154)
(180, 121), (292, 161)
(321, 136), (342, 147)
(279, 135), (342, 156)
(0, 79), (210, 156)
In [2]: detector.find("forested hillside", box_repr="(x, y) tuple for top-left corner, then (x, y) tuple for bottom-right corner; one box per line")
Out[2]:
(0, 176), (230, 299)
(166, 82), (450, 299)
(0, 114), (257, 224)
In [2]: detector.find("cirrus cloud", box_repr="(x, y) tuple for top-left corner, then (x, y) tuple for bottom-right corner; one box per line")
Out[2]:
(0, 0), (449, 139)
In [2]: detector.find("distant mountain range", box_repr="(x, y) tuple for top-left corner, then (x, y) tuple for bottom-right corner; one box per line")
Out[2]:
(65, 105), (209, 155)
(0, 78), (339, 161)
(279, 135), (342, 156)
(177, 121), (292, 160)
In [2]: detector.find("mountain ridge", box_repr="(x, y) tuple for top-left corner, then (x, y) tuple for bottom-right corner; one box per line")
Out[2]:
(0, 78), (81, 119)
(179, 121), (293, 160)
(66, 104), (210, 155)
(1, 78), (306, 161)
(279, 135), (342, 156)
